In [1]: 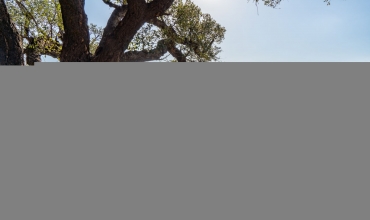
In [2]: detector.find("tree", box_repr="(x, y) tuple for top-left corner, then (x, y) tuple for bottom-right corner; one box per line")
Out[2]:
(0, 0), (330, 65)
(1, 0), (226, 64)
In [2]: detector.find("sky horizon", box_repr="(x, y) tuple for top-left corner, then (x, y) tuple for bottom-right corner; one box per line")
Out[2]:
(43, 0), (370, 62)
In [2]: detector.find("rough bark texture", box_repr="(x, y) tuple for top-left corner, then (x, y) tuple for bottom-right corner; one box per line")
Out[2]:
(59, 0), (90, 62)
(0, 0), (24, 65)
(98, 5), (128, 52)
(93, 0), (148, 62)
(24, 37), (41, 65)
(120, 39), (168, 62)
(93, 0), (175, 62)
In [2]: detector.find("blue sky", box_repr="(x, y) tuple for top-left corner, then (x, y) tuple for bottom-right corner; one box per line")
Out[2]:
(43, 0), (370, 62)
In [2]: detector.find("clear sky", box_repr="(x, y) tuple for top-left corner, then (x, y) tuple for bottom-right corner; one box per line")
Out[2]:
(43, 0), (370, 62)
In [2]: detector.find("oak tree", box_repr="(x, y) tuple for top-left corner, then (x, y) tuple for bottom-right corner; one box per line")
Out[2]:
(1, 0), (226, 64)
(0, 0), (330, 65)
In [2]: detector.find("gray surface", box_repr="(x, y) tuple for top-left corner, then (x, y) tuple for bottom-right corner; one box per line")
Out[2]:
(1, 63), (369, 220)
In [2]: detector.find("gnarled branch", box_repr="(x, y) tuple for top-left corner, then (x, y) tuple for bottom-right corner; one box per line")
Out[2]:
(120, 38), (185, 62)
(148, 17), (201, 57)
(97, 5), (128, 53)
(93, 0), (175, 62)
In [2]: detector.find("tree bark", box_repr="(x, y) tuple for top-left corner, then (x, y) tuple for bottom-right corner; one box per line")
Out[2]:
(120, 39), (168, 62)
(166, 40), (186, 62)
(93, 0), (148, 62)
(59, 0), (90, 62)
(0, 0), (24, 65)
(93, 0), (175, 62)
(24, 37), (41, 65)
(119, 38), (186, 62)
(98, 5), (128, 53)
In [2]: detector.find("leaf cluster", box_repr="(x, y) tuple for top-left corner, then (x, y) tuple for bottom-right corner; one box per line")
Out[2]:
(158, 0), (226, 62)
(5, 0), (63, 60)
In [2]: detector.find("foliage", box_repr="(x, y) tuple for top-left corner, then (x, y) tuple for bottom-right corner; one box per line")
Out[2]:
(5, 0), (226, 62)
(5, 0), (63, 59)
(158, 0), (226, 62)
(126, 0), (226, 62)
(89, 24), (104, 55)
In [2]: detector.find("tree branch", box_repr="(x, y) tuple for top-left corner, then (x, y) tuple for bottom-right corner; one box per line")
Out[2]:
(93, 0), (148, 61)
(24, 35), (61, 65)
(165, 39), (186, 62)
(92, 0), (176, 61)
(102, 0), (121, 9)
(98, 5), (128, 53)
(148, 17), (201, 57)
(120, 39), (168, 62)
(120, 38), (186, 62)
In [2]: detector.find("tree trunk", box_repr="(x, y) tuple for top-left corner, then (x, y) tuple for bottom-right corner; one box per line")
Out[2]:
(0, 0), (24, 65)
(59, 0), (91, 62)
